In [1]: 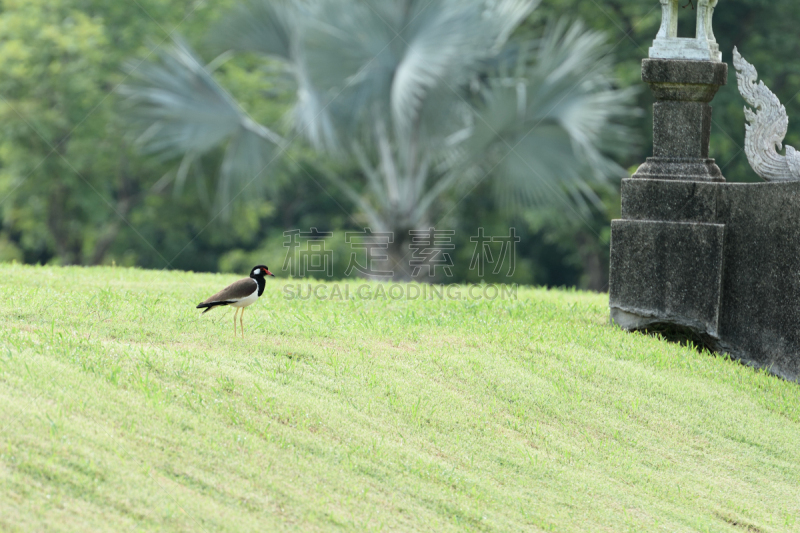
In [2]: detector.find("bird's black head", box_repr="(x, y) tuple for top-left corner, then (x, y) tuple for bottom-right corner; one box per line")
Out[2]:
(250, 265), (273, 297)
(250, 265), (275, 278)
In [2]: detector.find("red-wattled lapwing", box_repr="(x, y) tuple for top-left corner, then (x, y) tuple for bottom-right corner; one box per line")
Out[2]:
(196, 265), (274, 336)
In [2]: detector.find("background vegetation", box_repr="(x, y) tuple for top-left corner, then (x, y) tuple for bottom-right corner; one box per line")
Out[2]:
(1, 0), (799, 289)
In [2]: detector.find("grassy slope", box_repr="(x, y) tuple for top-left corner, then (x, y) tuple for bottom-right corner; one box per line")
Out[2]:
(0, 264), (799, 532)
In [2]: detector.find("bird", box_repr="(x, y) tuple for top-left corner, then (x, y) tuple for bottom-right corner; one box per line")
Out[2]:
(196, 265), (274, 336)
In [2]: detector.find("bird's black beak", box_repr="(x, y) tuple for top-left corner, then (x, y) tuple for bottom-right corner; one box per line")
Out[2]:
(265, 269), (275, 277)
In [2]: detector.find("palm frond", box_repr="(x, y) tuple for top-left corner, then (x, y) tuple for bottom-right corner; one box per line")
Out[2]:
(468, 19), (637, 215)
(484, 0), (540, 50)
(290, 0), (536, 154)
(120, 39), (286, 218)
(209, 0), (296, 61)
(390, 0), (537, 140)
(297, 1), (398, 147)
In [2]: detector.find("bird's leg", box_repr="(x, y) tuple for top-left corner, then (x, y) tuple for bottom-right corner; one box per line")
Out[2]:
(240, 308), (245, 337)
(233, 308), (239, 336)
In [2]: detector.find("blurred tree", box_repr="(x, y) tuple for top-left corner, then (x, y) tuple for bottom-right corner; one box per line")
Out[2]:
(2, 0), (797, 290)
(0, 0), (279, 269)
(0, 0), (119, 264)
(122, 0), (635, 279)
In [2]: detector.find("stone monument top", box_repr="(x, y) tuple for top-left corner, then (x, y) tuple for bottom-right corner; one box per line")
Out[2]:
(650, 0), (722, 62)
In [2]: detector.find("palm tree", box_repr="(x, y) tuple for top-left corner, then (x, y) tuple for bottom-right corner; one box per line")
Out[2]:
(122, 0), (634, 280)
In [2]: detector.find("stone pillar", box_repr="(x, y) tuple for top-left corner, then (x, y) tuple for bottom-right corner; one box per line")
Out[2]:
(632, 59), (727, 182)
(610, 56), (729, 348)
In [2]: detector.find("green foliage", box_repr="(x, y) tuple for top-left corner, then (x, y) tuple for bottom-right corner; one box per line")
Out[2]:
(122, 0), (636, 280)
(2, 264), (800, 531)
(0, 0), (120, 264)
(0, 0), (285, 268)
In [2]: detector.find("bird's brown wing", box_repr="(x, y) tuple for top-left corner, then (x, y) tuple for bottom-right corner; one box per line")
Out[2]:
(198, 278), (257, 307)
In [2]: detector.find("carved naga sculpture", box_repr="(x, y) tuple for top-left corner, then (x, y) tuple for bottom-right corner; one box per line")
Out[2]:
(733, 47), (800, 181)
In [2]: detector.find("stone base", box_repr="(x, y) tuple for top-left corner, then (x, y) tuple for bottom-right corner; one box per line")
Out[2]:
(632, 157), (724, 182)
(609, 219), (725, 338)
(649, 39), (722, 63)
(642, 59), (728, 99)
(609, 178), (800, 382)
(610, 308), (725, 353)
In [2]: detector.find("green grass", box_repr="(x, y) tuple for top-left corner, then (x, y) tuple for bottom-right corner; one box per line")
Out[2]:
(1, 264), (799, 532)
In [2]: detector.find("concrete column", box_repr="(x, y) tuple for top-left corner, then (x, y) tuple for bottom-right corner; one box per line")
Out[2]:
(631, 59), (728, 182)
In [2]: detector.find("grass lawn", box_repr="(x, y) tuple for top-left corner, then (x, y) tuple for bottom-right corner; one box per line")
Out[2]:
(1, 264), (799, 532)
